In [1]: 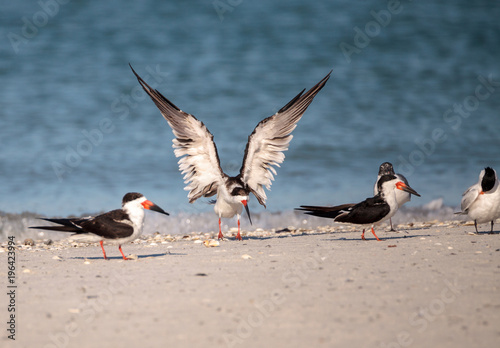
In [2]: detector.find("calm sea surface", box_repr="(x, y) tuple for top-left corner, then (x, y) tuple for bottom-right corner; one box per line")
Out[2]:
(1, 0), (499, 239)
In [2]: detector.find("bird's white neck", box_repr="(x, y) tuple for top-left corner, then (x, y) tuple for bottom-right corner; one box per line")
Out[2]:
(214, 185), (244, 218)
(123, 204), (146, 229)
(381, 183), (399, 210)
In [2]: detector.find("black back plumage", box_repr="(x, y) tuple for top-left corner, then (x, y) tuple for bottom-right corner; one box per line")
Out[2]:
(298, 195), (391, 224)
(334, 196), (390, 224)
(30, 209), (134, 239)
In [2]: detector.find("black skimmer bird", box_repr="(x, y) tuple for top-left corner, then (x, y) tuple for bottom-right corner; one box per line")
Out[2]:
(30, 192), (169, 260)
(455, 167), (500, 234)
(297, 174), (420, 241)
(131, 65), (331, 241)
(374, 162), (412, 231)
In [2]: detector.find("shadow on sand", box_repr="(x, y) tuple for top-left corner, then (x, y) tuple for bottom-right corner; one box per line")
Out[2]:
(70, 251), (186, 260)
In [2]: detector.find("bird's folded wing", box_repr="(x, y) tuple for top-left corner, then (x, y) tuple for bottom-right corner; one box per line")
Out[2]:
(131, 65), (224, 202)
(80, 210), (134, 239)
(240, 71), (332, 207)
(336, 197), (389, 224)
(460, 186), (479, 212)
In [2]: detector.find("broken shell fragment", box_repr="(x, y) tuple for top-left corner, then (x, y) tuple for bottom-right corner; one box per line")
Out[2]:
(203, 240), (220, 247)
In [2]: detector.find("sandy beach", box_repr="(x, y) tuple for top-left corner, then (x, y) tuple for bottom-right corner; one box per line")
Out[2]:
(1, 220), (499, 348)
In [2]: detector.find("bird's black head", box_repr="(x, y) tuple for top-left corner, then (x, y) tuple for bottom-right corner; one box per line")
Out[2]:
(231, 187), (249, 196)
(377, 174), (420, 197)
(122, 192), (145, 205)
(227, 176), (250, 197)
(481, 167), (496, 192)
(378, 162), (395, 176)
(227, 177), (252, 225)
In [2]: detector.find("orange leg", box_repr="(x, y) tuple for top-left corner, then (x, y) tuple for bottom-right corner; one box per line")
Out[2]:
(118, 245), (129, 260)
(236, 218), (242, 241)
(361, 229), (366, 240)
(371, 227), (383, 241)
(100, 240), (108, 260)
(218, 218), (224, 240)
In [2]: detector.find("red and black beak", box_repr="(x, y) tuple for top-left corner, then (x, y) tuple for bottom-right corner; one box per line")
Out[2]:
(141, 200), (170, 215)
(241, 200), (252, 225)
(395, 182), (421, 197)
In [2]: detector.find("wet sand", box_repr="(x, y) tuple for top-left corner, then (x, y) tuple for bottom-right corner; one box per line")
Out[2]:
(1, 220), (499, 348)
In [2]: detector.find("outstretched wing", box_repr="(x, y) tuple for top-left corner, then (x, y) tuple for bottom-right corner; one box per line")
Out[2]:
(240, 71), (332, 207)
(131, 65), (224, 203)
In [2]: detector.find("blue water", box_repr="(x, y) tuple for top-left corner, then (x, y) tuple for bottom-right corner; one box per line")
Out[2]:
(1, 1), (499, 239)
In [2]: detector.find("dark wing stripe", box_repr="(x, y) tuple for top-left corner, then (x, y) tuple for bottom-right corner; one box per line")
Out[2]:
(278, 89), (305, 113)
(276, 71), (332, 126)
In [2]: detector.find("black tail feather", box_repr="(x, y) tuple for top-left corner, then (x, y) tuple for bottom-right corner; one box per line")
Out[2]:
(301, 210), (343, 219)
(296, 203), (355, 219)
(39, 218), (75, 226)
(30, 217), (87, 233)
(29, 225), (81, 233)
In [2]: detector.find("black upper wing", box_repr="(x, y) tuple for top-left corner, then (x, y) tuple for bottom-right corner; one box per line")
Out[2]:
(79, 209), (134, 239)
(334, 196), (390, 224)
